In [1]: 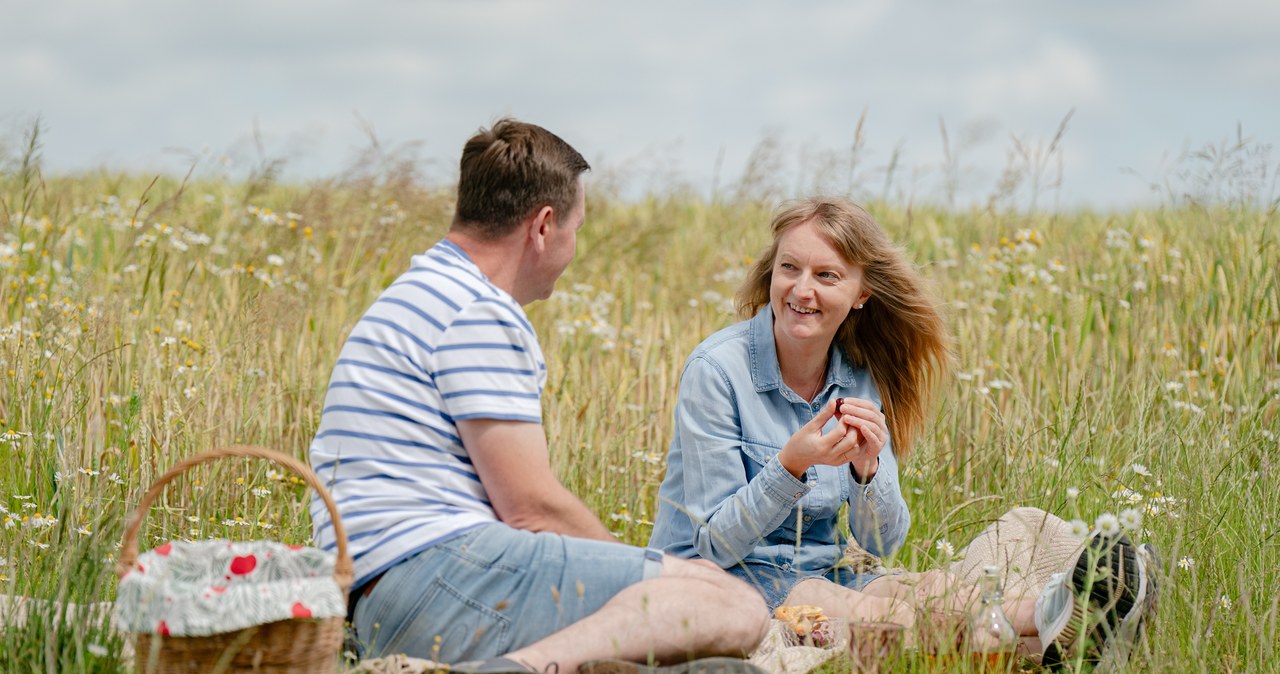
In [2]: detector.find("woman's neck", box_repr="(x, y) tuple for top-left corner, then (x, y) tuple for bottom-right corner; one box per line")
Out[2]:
(776, 339), (830, 402)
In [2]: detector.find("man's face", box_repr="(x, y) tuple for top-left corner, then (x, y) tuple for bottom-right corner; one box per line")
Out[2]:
(535, 178), (586, 300)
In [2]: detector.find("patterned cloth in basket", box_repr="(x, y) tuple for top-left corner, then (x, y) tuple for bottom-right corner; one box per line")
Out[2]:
(115, 539), (345, 637)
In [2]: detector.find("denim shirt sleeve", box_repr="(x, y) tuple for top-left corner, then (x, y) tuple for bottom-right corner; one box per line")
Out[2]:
(674, 356), (812, 567)
(846, 439), (910, 557)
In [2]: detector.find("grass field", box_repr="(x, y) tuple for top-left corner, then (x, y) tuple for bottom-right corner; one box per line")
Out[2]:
(1, 128), (1277, 672)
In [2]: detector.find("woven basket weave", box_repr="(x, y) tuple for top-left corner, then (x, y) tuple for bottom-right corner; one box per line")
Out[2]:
(116, 445), (352, 674)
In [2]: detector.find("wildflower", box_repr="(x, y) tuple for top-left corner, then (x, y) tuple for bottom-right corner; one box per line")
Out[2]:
(1130, 463), (1151, 477)
(1164, 382), (1183, 393)
(1066, 487), (1080, 499)
(251, 487), (271, 498)
(78, 467), (100, 477)
(935, 539), (955, 557)
(267, 254), (285, 267)
(1119, 508), (1142, 531)
(3, 517), (13, 529)
(1068, 520), (1089, 538)
(108, 472), (124, 485)
(2, 429), (31, 445)
(77, 526), (92, 536)
(87, 643), (108, 657)
(1094, 513), (1121, 537)
(1177, 556), (1195, 571)
(1218, 594), (1232, 610)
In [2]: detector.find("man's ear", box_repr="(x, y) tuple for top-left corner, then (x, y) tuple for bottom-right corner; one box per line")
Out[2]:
(527, 205), (555, 252)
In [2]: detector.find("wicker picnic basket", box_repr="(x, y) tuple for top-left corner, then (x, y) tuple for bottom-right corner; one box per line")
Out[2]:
(116, 445), (352, 673)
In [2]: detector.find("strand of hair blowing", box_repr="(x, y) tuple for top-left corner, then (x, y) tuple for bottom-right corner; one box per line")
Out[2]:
(837, 246), (951, 460)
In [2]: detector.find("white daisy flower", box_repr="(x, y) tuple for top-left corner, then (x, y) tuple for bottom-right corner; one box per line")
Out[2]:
(1094, 513), (1121, 537)
(1119, 508), (1143, 531)
(1068, 519), (1089, 538)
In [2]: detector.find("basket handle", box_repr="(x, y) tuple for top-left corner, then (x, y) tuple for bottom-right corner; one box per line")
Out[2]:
(116, 445), (353, 593)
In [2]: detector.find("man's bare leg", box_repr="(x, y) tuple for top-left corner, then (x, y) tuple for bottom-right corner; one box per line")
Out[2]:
(502, 558), (769, 672)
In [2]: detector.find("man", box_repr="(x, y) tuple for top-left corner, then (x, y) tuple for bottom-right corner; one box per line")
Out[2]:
(310, 118), (769, 673)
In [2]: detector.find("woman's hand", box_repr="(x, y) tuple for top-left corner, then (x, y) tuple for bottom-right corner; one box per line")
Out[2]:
(835, 397), (888, 482)
(777, 398), (863, 479)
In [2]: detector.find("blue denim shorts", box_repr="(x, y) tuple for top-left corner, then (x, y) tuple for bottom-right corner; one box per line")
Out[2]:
(727, 561), (881, 610)
(352, 523), (664, 662)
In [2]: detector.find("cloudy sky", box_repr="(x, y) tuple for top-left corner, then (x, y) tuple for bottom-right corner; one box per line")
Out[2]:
(3, 0), (1276, 209)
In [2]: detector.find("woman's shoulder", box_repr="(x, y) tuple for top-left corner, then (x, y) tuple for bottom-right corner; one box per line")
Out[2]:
(686, 318), (753, 363)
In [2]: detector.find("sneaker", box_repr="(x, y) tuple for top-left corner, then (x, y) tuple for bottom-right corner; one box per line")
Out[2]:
(1094, 542), (1162, 672)
(579, 656), (768, 674)
(1037, 533), (1152, 670)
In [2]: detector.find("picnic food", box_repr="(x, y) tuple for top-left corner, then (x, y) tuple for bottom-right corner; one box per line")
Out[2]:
(775, 604), (838, 647)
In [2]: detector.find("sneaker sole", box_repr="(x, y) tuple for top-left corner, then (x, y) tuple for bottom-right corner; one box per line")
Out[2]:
(1095, 542), (1161, 672)
(1042, 533), (1140, 670)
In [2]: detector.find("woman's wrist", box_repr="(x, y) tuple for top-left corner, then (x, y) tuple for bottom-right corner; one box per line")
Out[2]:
(777, 448), (809, 479)
(850, 457), (879, 484)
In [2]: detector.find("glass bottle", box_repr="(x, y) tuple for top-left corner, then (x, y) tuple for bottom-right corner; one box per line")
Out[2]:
(967, 565), (1018, 671)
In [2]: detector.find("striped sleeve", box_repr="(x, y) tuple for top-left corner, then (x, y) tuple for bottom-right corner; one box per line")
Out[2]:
(432, 299), (545, 423)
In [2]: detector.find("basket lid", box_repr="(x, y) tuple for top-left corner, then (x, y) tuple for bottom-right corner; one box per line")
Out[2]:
(115, 539), (346, 637)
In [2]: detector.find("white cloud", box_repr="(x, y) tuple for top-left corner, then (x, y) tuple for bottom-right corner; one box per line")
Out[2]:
(964, 40), (1105, 113)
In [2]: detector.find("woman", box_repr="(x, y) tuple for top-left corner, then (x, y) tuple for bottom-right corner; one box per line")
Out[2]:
(649, 197), (1157, 667)
(649, 196), (949, 621)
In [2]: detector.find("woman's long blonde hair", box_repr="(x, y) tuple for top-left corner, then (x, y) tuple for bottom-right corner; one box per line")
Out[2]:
(735, 197), (951, 459)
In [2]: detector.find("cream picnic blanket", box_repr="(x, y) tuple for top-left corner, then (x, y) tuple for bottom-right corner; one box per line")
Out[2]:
(349, 507), (1082, 674)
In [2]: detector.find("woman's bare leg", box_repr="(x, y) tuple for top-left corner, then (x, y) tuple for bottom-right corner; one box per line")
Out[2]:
(781, 578), (915, 628)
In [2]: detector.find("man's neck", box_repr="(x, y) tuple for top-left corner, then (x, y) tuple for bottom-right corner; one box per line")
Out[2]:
(445, 230), (527, 303)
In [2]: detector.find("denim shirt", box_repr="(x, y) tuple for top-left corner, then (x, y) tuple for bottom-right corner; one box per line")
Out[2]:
(648, 306), (910, 575)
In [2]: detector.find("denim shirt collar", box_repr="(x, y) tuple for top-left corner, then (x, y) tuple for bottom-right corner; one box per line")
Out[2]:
(747, 306), (855, 397)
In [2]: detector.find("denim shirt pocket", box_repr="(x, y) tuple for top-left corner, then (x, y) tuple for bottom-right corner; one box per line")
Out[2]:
(739, 438), (780, 478)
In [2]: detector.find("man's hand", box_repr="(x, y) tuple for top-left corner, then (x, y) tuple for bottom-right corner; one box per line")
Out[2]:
(458, 417), (617, 542)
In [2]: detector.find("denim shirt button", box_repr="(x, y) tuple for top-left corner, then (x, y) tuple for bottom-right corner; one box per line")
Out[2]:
(794, 491), (804, 498)
(803, 514), (812, 522)
(782, 563), (791, 571)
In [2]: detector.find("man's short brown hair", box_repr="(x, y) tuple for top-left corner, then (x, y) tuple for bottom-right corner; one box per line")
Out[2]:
(452, 118), (590, 239)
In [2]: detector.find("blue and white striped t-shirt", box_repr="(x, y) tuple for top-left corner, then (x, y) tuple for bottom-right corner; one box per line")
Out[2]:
(309, 239), (547, 588)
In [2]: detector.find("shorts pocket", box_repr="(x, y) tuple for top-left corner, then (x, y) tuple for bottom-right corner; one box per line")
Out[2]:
(377, 575), (514, 662)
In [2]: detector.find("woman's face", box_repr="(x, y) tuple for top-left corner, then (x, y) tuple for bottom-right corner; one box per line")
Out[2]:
(769, 220), (871, 353)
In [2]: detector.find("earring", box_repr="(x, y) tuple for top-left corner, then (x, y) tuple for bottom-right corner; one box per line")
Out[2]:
(855, 304), (863, 309)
